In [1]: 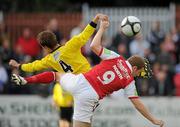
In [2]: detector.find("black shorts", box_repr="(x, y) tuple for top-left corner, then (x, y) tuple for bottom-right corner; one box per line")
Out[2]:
(59, 107), (73, 122)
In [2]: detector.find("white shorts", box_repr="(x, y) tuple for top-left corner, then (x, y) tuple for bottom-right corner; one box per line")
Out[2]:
(59, 73), (99, 123)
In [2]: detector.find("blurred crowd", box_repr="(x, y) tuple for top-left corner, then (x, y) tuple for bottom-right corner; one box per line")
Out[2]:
(0, 17), (180, 97)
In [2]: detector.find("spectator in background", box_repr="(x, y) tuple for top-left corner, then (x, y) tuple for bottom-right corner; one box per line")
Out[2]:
(0, 21), (7, 39)
(156, 36), (175, 71)
(130, 33), (150, 57)
(0, 57), (8, 93)
(174, 64), (180, 96)
(12, 27), (42, 94)
(15, 27), (40, 58)
(177, 23), (180, 63)
(0, 35), (29, 94)
(47, 18), (63, 43)
(117, 43), (128, 58)
(70, 21), (85, 38)
(173, 25), (180, 96)
(170, 27), (180, 46)
(111, 23), (132, 55)
(148, 63), (175, 96)
(0, 36), (14, 73)
(162, 34), (175, 54)
(148, 62), (160, 95)
(170, 26), (180, 64)
(0, 21), (13, 72)
(146, 21), (165, 54)
(154, 66), (168, 96)
(0, 36), (21, 94)
(154, 38), (175, 96)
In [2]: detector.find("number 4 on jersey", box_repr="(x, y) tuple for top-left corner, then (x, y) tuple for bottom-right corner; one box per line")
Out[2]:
(59, 60), (73, 72)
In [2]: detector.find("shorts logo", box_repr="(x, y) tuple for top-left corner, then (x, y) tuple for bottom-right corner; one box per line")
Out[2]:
(92, 101), (99, 112)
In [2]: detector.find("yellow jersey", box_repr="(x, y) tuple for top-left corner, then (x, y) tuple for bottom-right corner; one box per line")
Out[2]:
(53, 83), (73, 107)
(20, 23), (95, 73)
(20, 23), (96, 107)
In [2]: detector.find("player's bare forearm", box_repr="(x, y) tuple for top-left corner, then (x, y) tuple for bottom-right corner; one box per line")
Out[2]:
(90, 20), (109, 55)
(90, 28), (104, 55)
(130, 98), (165, 127)
(130, 98), (155, 123)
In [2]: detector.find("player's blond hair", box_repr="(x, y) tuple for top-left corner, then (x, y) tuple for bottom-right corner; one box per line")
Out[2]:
(127, 55), (145, 70)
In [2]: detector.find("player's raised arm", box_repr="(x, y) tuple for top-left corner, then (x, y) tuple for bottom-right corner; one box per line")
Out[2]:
(90, 20), (109, 56)
(64, 14), (108, 51)
(130, 98), (165, 127)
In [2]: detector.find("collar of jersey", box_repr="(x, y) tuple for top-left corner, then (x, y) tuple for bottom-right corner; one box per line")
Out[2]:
(125, 61), (133, 72)
(50, 45), (61, 53)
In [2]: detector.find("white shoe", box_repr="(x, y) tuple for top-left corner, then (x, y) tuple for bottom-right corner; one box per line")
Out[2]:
(11, 74), (27, 85)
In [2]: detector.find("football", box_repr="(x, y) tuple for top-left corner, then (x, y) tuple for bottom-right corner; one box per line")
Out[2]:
(121, 16), (141, 37)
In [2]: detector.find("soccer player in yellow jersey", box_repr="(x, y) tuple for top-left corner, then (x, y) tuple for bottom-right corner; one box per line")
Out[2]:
(53, 82), (74, 127)
(9, 13), (108, 127)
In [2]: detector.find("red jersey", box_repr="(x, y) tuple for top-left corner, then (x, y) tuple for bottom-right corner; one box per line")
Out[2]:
(83, 56), (134, 99)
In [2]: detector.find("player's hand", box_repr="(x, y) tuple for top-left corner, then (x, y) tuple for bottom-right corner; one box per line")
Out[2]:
(152, 119), (165, 127)
(100, 20), (109, 30)
(9, 59), (20, 68)
(11, 74), (27, 86)
(97, 14), (109, 21)
(93, 13), (109, 23)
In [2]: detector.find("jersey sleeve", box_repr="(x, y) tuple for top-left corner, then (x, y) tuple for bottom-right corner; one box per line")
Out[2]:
(20, 55), (51, 72)
(124, 80), (139, 99)
(99, 47), (120, 60)
(64, 22), (96, 52)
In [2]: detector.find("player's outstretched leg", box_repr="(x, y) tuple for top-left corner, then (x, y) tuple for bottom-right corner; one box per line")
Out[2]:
(11, 71), (57, 85)
(11, 74), (27, 85)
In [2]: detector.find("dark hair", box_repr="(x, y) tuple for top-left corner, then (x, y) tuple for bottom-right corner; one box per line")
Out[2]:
(37, 30), (58, 49)
(127, 55), (145, 70)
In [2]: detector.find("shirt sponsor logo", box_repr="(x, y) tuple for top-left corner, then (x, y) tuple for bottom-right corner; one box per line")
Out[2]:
(53, 51), (60, 61)
(113, 65), (123, 79)
(116, 60), (130, 79)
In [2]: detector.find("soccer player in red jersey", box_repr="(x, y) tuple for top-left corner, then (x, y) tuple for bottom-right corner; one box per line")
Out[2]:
(12, 20), (164, 127)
